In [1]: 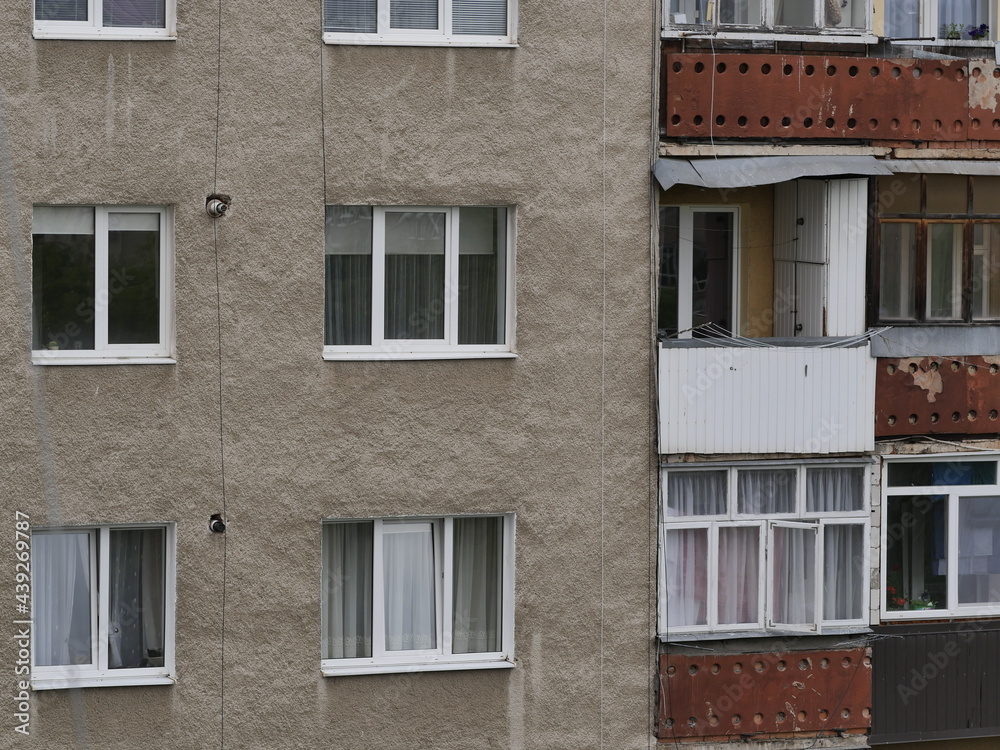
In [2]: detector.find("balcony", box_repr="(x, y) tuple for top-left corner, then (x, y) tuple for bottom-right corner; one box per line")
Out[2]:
(658, 339), (876, 455)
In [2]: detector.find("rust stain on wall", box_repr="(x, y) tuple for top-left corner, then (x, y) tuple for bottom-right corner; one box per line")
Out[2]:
(876, 356), (1000, 437)
(657, 649), (872, 741)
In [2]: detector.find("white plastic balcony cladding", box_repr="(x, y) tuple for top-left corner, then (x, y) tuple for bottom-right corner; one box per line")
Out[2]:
(772, 178), (868, 337)
(658, 343), (876, 454)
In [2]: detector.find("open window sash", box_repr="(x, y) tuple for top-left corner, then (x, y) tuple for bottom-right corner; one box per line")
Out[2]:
(767, 521), (820, 632)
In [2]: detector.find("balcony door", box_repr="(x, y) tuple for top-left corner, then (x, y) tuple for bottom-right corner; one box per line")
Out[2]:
(659, 206), (739, 340)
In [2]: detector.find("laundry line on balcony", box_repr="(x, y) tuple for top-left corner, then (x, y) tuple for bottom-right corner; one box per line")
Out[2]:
(662, 321), (891, 347)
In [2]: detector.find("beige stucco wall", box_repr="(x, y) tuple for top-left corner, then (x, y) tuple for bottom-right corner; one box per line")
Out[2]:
(0, 1), (657, 748)
(659, 184), (775, 337)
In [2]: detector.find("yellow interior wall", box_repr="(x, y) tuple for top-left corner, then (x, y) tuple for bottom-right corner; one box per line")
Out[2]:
(659, 184), (775, 337)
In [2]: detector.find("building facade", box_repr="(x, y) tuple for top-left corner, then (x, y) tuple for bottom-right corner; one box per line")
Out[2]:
(657, 1), (1000, 747)
(0, 0), (657, 746)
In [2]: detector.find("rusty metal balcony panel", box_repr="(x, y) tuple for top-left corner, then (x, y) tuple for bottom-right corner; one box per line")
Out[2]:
(663, 54), (971, 142)
(657, 649), (872, 741)
(875, 356), (1000, 437)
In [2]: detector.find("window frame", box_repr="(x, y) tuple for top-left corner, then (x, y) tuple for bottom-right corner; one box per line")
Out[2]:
(321, 514), (516, 676)
(658, 462), (871, 639)
(33, 0), (176, 40)
(658, 205), (741, 340)
(872, 174), (1000, 325)
(31, 205), (175, 366)
(660, 0), (876, 40)
(882, 0), (997, 42)
(881, 453), (1000, 621)
(323, 0), (517, 47)
(323, 205), (516, 361)
(30, 523), (176, 691)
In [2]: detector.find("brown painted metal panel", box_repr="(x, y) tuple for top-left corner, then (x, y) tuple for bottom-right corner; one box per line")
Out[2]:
(663, 53), (972, 142)
(875, 356), (1000, 437)
(657, 649), (872, 741)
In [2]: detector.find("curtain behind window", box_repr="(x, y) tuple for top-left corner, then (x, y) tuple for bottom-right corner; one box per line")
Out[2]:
(717, 527), (759, 625)
(823, 525), (864, 620)
(324, 0), (377, 32)
(771, 525), (816, 624)
(452, 517), (502, 653)
(34, 532), (93, 667)
(662, 526), (708, 627)
(384, 211), (446, 340)
(807, 467), (865, 512)
(458, 207), (505, 345)
(666, 471), (726, 516)
(325, 206), (373, 346)
(103, 0), (165, 27)
(738, 469), (795, 514)
(108, 529), (165, 668)
(323, 522), (374, 659)
(383, 523), (437, 651)
(453, 0), (507, 34)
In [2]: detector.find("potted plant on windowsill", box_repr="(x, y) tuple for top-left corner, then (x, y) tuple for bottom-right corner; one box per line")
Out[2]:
(968, 23), (990, 39)
(944, 22), (963, 39)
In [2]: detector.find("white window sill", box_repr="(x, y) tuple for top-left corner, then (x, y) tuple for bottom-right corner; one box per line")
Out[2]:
(323, 348), (517, 361)
(889, 38), (995, 46)
(322, 658), (515, 677)
(882, 609), (1000, 621)
(659, 626), (872, 642)
(323, 33), (516, 47)
(33, 28), (175, 40)
(32, 353), (176, 366)
(662, 30), (878, 43)
(31, 674), (175, 691)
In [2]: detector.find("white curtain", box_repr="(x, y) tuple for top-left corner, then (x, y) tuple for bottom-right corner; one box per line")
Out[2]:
(383, 523), (436, 651)
(823, 525), (864, 620)
(452, 517), (502, 654)
(737, 469), (795, 514)
(771, 525), (816, 624)
(323, 522), (373, 659)
(108, 529), (165, 669)
(807, 467), (864, 512)
(34, 532), (92, 667)
(662, 526), (708, 627)
(718, 527), (759, 625)
(666, 471), (726, 516)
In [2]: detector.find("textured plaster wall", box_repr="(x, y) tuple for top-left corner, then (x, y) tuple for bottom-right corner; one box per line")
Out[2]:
(0, 0), (656, 748)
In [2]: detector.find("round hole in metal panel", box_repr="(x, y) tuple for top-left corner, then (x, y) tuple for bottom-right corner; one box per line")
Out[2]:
(716, 115), (725, 126)
(781, 116), (791, 127)
(972, 118), (982, 129)
(827, 65), (836, 75)
(911, 119), (921, 131)
(891, 66), (901, 77)
(761, 63), (771, 74)
(930, 413), (939, 423)
(672, 61), (682, 72)
(952, 411), (961, 422)
(825, 118), (835, 128)
(694, 61), (705, 73)
(671, 115), (681, 125)
(969, 410), (978, 421)
(849, 65), (858, 76)
(738, 116), (748, 127)
(776, 712), (786, 723)
(969, 363), (979, 374)
(739, 62), (749, 73)
(912, 67), (922, 78)
(842, 656), (852, 667)
(760, 116), (770, 127)
(717, 62), (727, 73)
(784, 64), (794, 75)
(732, 715), (742, 726)
(847, 118), (857, 128)
(870, 66), (880, 76)
(797, 711), (807, 722)
(908, 414), (918, 424)
(887, 415), (896, 425)
(693, 115), (703, 125)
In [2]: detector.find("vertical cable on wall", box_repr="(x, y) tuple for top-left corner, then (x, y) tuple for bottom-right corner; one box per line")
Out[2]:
(212, 0), (227, 743)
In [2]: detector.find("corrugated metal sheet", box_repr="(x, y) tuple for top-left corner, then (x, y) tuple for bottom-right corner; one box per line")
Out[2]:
(826, 179), (868, 337)
(797, 263), (825, 337)
(658, 343), (876, 454)
(798, 180), (827, 264)
(773, 260), (797, 337)
(654, 155), (891, 190)
(659, 649), (872, 741)
(872, 622), (1000, 744)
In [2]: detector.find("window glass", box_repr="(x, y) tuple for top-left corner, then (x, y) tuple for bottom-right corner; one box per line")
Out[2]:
(973, 223), (1000, 319)
(658, 207), (680, 337)
(926, 224), (963, 319)
(324, 0), (510, 40)
(958, 496), (1000, 605)
(36, 0), (88, 21)
(390, 0), (438, 29)
(323, 0), (377, 32)
(878, 174), (921, 214)
(452, 516), (502, 653)
(737, 469), (795, 514)
(692, 211), (734, 334)
(33, 531), (93, 667)
(322, 522), (374, 659)
(458, 207), (506, 345)
(384, 211), (446, 340)
(887, 460), (997, 486)
(973, 177), (1000, 214)
(807, 467), (865, 512)
(885, 495), (947, 611)
(103, 0), (165, 28)
(718, 527), (759, 624)
(107, 212), (160, 345)
(108, 528), (165, 669)
(325, 206), (373, 347)
(664, 527), (708, 627)
(824, 524), (864, 620)
(667, 471), (727, 516)
(453, 0), (507, 33)
(32, 208), (96, 351)
(926, 175), (968, 214)
(879, 222), (917, 320)
(771, 525), (816, 625)
(383, 523), (437, 651)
